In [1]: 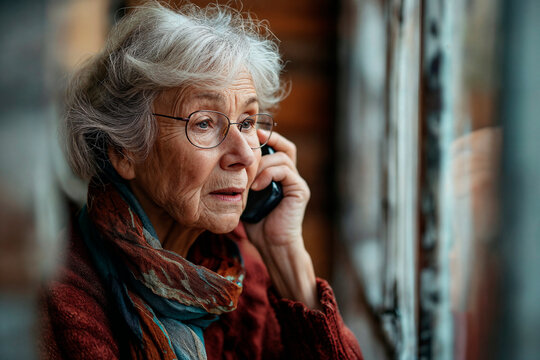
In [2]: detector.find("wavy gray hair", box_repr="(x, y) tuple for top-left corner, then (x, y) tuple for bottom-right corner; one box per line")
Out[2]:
(64, 1), (286, 180)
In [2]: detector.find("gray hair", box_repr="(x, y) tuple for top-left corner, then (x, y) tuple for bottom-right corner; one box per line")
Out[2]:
(64, 1), (287, 180)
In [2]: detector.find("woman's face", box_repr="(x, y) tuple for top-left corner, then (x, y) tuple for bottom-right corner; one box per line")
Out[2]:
(129, 72), (261, 234)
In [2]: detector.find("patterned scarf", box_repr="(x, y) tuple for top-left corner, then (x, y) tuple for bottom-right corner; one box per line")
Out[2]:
(78, 174), (245, 360)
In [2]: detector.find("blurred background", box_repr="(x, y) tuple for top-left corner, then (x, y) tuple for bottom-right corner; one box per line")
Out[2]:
(1, 0), (539, 359)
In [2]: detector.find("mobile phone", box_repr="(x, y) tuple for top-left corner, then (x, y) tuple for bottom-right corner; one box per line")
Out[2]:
(240, 146), (283, 223)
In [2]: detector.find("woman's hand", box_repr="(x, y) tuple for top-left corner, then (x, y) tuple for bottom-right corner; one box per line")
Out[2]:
(449, 127), (501, 311)
(243, 132), (321, 309)
(451, 127), (501, 242)
(246, 132), (309, 246)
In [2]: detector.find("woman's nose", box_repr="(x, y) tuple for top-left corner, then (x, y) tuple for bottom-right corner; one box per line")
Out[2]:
(219, 126), (257, 171)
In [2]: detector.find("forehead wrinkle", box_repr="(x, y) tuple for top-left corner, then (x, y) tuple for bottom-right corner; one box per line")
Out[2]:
(179, 91), (227, 114)
(171, 88), (190, 116)
(177, 78), (259, 116)
(154, 87), (189, 117)
(189, 93), (258, 114)
(194, 93), (226, 104)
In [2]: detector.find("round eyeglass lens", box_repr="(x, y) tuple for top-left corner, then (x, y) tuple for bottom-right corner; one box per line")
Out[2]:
(186, 111), (229, 148)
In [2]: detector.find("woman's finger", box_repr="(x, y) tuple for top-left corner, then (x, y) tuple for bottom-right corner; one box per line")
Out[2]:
(262, 131), (297, 166)
(255, 151), (298, 178)
(251, 164), (307, 193)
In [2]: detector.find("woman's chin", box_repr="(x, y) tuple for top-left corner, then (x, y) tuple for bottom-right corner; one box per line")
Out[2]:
(209, 223), (239, 234)
(206, 214), (241, 234)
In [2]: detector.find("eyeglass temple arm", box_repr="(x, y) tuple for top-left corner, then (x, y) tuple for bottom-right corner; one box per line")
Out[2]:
(152, 113), (188, 122)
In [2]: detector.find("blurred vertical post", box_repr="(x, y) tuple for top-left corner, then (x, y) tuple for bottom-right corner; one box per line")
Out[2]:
(496, 0), (540, 358)
(335, 0), (420, 358)
(0, 0), (65, 359)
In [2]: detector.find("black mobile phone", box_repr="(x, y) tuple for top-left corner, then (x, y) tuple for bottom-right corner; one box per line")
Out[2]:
(240, 146), (283, 223)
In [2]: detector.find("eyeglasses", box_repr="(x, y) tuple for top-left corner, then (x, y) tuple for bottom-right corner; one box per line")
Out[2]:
(153, 110), (276, 149)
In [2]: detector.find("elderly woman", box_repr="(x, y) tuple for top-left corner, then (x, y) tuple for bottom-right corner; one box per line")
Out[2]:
(41, 2), (362, 359)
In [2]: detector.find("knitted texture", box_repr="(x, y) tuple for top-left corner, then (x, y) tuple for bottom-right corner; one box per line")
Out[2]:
(40, 220), (363, 359)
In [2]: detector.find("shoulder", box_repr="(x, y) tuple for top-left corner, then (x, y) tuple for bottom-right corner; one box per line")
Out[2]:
(44, 219), (108, 314)
(40, 217), (121, 359)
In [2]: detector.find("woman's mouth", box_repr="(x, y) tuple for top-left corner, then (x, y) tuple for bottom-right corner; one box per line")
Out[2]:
(210, 188), (244, 202)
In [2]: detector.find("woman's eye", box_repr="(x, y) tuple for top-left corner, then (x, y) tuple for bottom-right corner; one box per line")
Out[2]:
(195, 119), (213, 130)
(241, 119), (255, 130)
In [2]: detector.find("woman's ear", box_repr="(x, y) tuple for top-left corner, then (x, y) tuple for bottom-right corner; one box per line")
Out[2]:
(107, 147), (136, 180)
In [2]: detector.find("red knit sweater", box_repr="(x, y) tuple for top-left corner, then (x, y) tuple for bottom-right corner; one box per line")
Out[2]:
(40, 223), (363, 359)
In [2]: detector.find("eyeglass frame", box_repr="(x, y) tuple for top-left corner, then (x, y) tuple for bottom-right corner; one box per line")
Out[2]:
(152, 110), (277, 149)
